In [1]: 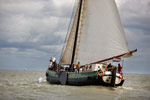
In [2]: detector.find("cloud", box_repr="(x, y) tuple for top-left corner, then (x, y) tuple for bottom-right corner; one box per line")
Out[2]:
(115, 0), (150, 48)
(0, 47), (19, 55)
(0, 0), (75, 43)
(0, 0), (76, 70)
(115, 0), (150, 73)
(0, 47), (47, 57)
(0, 0), (76, 67)
(116, 0), (150, 31)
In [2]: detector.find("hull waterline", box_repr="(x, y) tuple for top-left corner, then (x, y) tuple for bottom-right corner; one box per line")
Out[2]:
(46, 70), (124, 87)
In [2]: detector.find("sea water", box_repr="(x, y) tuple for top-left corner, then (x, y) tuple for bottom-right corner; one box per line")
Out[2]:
(0, 70), (150, 100)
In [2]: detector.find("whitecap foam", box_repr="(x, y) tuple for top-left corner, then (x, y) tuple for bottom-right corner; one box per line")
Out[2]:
(38, 77), (46, 83)
(122, 86), (133, 90)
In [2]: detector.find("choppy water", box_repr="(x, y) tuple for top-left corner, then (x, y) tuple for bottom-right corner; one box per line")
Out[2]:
(0, 70), (150, 100)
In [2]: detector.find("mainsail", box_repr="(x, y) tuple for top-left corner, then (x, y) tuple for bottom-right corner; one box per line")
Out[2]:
(60, 0), (130, 65)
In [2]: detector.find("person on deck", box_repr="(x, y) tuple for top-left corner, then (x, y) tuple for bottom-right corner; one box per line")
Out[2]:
(76, 62), (80, 73)
(107, 63), (112, 71)
(49, 57), (56, 70)
(53, 61), (58, 71)
(48, 59), (53, 69)
(49, 57), (58, 71)
(118, 63), (122, 73)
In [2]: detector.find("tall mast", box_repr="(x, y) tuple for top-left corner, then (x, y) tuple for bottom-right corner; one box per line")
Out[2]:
(70, 0), (83, 69)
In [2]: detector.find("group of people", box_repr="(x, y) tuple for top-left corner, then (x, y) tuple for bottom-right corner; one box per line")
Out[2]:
(48, 57), (122, 73)
(76, 62), (122, 73)
(107, 63), (122, 73)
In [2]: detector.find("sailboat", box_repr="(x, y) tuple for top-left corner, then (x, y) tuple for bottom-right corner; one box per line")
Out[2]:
(46, 0), (137, 87)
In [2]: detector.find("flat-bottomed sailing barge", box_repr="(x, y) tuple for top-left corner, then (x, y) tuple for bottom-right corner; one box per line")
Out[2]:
(46, 0), (137, 87)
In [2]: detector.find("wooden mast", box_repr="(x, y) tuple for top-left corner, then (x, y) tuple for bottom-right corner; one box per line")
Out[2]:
(70, 0), (83, 71)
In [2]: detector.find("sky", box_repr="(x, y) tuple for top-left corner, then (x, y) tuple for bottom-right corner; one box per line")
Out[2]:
(0, 0), (150, 74)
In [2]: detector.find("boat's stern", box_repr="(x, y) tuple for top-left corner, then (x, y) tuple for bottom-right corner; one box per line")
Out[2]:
(99, 71), (124, 86)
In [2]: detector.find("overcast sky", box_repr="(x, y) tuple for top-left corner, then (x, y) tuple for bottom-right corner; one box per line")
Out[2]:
(0, 0), (150, 74)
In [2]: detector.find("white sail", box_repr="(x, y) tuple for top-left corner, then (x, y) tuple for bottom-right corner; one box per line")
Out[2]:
(60, 0), (129, 65)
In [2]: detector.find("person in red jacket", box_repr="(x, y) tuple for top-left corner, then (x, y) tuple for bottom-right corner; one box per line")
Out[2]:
(118, 63), (122, 73)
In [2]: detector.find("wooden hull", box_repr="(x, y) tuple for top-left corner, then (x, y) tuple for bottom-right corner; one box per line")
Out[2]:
(46, 70), (124, 86)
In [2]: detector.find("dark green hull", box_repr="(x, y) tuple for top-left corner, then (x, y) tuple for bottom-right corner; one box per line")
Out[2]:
(46, 70), (124, 86)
